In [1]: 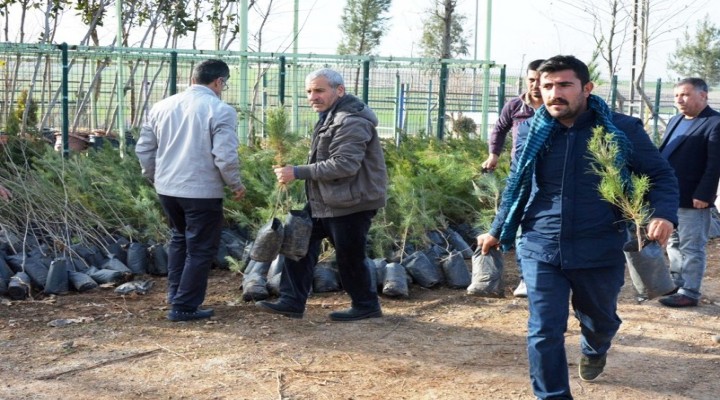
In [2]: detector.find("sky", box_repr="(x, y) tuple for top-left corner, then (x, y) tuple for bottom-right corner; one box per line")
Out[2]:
(7, 0), (719, 81)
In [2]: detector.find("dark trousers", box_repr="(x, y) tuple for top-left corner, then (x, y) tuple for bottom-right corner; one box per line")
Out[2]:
(159, 195), (224, 311)
(278, 208), (380, 312)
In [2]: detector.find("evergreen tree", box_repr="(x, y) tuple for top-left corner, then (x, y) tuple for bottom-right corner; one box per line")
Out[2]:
(668, 15), (720, 86)
(419, 0), (469, 59)
(337, 0), (392, 56)
(338, 0), (392, 94)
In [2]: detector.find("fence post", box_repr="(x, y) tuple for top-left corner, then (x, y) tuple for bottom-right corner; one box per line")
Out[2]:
(60, 43), (69, 159)
(653, 78), (662, 143)
(426, 79), (433, 137)
(394, 73), (401, 147)
(497, 64), (506, 115)
(362, 60), (370, 105)
(610, 75), (618, 112)
(278, 55), (286, 105)
(169, 51), (177, 95)
(436, 62), (448, 140)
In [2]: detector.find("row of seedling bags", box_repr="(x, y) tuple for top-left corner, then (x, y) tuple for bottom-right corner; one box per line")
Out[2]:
(241, 227), (506, 300)
(0, 237), (171, 300)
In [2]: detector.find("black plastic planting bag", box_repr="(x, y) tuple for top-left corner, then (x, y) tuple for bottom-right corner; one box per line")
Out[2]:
(242, 260), (272, 301)
(280, 210), (313, 261)
(102, 256), (134, 274)
(0, 255), (12, 283)
(8, 271), (31, 300)
(24, 257), (49, 290)
(382, 262), (409, 297)
(71, 244), (104, 268)
(445, 228), (473, 259)
(0, 277), (7, 296)
(266, 255), (284, 296)
(403, 250), (443, 288)
(87, 266), (127, 285)
(44, 258), (70, 295)
(623, 239), (676, 300)
(148, 243), (168, 276)
(373, 258), (387, 291)
(126, 243), (149, 275)
(68, 270), (98, 292)
(313, 261), (341, 293)
(250, 218), (284, 262)
(467, 247), (504, 297)
(442, 250), (472, 289)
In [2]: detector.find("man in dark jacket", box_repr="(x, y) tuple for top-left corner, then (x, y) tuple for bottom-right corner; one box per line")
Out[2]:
(476, 55), (678, 399)
(256, 68), (387, 322)
(657, 78), (720, 308)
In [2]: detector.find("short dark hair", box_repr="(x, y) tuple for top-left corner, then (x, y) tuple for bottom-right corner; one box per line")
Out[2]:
(537, 55), (590, 86)
(527, 59), (545, 71)
(192, 59), (230, 85)
(676, 77), (708, 93)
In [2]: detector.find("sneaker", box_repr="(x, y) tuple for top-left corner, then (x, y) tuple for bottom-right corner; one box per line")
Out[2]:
(329, 307), (382, 322)
(256, 300), (304, 319)
(658, 293), (698, 308)
(579, 354), (607, 382)
(167, 308), (214, 322)
(513, 280), (528, 298)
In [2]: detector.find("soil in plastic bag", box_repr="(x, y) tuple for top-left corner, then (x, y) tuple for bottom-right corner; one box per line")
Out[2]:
(148, 243), (169, 276)
(126, 243), (149, 275)
(281, 210), (313, 261)
(44, 258), (70, 295)
(102, 256), (134, 274)
(23, 257), (49, 290)
(8, 271), (31, 300)
(250, 218), (284, 262)
(87, 266), (128, 285)
(442, 250), (472, 289)
(623, 239), (676, 299)
(68, 270), (98, 292)
(0, 254), (13, 283)
(467, 247), (504, 297)
(373, 258), (387, 291)
(71, 244), (105, 268)
(266, 255), (284, 296)
(403, 250), (443, 288)
(0, 277), (7, 296)
(313, 261), (341, 293)
(445, 228), (473, 259)
(242, 260), (272, 301)
(382, 262), (409, 297)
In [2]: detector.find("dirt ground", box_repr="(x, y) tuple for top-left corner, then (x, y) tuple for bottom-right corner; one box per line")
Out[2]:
(1, 240), (719, 400)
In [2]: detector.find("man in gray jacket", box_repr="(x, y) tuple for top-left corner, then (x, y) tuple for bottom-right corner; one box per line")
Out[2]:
(136, 59), (246, 322)
(256, 68), (387, 321)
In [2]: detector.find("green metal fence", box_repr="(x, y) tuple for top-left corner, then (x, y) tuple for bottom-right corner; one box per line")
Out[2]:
(2, 42), (718, 153)
(0, 42), (501, 150)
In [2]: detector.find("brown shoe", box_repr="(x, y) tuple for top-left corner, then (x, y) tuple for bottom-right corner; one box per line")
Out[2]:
(658, 293), (698, 308)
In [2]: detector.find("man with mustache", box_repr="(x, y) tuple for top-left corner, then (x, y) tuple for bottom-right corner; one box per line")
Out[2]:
(476, 55), (678, 399)
(256, 68), (387, 322)
(481, 58), (545, 298)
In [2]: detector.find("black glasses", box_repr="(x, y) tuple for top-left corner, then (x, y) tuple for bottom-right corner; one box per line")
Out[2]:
(220, 77), (229, 91)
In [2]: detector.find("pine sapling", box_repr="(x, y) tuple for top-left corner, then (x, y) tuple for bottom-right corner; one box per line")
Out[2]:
(587, 126), (652, 250)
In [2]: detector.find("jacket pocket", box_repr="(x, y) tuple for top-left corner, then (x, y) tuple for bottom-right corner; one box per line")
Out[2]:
(318, 178), (361, 208)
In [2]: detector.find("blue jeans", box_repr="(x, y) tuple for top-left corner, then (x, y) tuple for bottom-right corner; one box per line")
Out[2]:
(667, 207), (711, 300)
(159, 195), (224, 311)
(522, 258), (624, 400)
(277, 208), (380, 312)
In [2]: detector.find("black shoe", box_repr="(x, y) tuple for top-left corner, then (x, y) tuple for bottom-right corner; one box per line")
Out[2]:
(256, 300), (304, 319)
(579, 354), (606, 382)
(167, 308), (214, 322)
(658, 293), (698, 308)
(329, 307), (382, 322)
